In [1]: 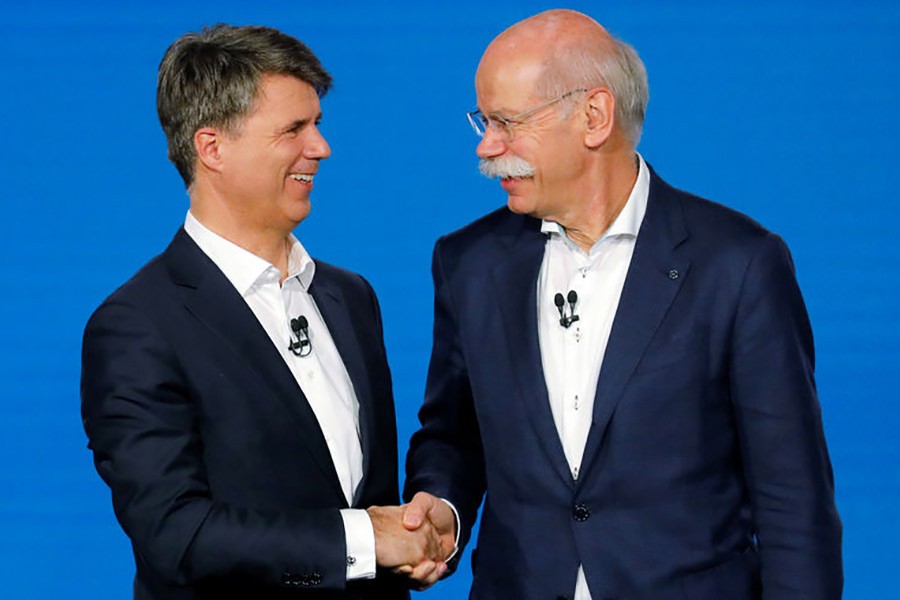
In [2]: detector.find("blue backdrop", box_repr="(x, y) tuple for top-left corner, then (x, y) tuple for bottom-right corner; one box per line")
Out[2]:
(2, 1), (897, 597)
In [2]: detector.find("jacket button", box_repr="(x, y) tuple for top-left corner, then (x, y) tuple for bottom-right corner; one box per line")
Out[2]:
(572, 503), (591, 522)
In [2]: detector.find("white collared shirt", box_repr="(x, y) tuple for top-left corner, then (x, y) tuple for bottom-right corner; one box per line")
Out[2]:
(537, 155), (650, 600)
(184, 212), (376, 580)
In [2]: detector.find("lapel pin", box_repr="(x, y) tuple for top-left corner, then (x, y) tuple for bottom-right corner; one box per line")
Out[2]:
(667, 269), (679, 280)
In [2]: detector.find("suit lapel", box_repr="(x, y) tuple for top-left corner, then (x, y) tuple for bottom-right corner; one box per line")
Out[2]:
(578, 172), (690, 482)
(309, 274), (376, 506)
(491, 215), (574, 488)
(164, 229), (347, 504)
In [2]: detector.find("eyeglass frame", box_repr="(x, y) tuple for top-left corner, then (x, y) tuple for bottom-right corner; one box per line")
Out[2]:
(466, 88), (589, 140)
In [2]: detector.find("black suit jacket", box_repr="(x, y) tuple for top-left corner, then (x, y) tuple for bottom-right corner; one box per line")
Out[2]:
(82, 229), (408, 599)
(405, 168), (842, 599)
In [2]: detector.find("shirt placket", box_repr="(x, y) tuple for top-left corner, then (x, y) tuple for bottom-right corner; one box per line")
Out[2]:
(562, 256), (586, 479)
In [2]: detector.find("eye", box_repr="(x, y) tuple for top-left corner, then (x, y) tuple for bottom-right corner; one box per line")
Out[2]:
(283, 120), (310, 135)
(487, 115), (515, 135)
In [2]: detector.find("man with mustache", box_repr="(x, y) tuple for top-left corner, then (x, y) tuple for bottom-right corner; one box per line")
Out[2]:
(403, 9), (842, 599)
(81, 25), (450, 598)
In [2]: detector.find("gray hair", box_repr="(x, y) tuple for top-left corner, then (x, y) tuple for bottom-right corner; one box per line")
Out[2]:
(536, 37), (649, 147)
(157, 24), (332, 188)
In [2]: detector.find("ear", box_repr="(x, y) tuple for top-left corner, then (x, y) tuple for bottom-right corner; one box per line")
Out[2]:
(194, 127), (225, 174)
(583, 88), (615, 149)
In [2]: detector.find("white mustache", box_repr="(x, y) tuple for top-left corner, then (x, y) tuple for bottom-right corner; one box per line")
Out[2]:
(479, 155), (536, 179)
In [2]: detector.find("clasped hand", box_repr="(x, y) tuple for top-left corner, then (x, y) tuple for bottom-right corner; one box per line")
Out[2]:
(367, 492), (456, 590)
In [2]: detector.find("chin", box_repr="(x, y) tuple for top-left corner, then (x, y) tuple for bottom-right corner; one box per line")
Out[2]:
(284, 201), (311, 226)
(506, 194), (535, 216)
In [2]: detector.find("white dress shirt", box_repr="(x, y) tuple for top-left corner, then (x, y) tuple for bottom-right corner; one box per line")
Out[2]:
(537, 155), (649, 600)
(184, 212), (376, 580)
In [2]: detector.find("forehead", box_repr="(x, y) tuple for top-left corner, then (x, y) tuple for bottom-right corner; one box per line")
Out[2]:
(251, 74), (321, 118)
(474, 53), (544, 113)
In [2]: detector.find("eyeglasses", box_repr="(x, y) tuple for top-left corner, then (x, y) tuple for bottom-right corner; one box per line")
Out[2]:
(466, 88), (588, 141)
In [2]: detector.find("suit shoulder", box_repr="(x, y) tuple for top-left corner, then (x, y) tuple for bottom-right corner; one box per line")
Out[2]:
(313, 259), (370, 291)
(82, 252), (176, 348)
(653, 177), (777, 255)
(440, 205), (519, 242)
(436, 206), (536, 257)
(647, 175), (802, 299)
(312, 259), (383, 315)
(93, 253), (171, 312)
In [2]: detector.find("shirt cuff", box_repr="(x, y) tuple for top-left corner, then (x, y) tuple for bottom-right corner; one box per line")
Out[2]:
(340, 508), (376, 580)
(440, 498), (461, 562)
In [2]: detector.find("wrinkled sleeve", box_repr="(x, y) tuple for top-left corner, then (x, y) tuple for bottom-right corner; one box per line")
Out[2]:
(729, 233), (843, 598)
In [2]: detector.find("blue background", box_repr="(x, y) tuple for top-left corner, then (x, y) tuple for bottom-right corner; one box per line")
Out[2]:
(2, 1), (897, 597)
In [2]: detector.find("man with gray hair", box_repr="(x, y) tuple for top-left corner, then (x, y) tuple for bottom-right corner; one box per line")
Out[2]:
(402, 9), (842, 599)
(82, 24), (450, 599)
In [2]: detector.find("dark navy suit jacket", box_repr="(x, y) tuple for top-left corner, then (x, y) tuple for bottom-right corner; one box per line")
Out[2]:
(82, 229), (408, 599)
(405, 169), (842, 599)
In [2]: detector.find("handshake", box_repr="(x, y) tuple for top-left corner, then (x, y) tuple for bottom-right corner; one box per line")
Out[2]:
(367, 492), (457, 590)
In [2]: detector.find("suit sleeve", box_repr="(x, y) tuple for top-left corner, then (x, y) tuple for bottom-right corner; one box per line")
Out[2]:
(729, 233), (843, 598)
(404, 240), (486, 558)
(81, 299), (347, 590)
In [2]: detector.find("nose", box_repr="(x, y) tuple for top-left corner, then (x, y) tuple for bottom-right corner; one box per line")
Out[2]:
(304, 125), (331, 160)
(475, 126), (507, 159)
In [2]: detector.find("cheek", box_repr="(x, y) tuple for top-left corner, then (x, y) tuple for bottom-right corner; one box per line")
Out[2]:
(544, 142), (579, 177)
(240, 149), (271, 175)
(279, 143), (307, 171)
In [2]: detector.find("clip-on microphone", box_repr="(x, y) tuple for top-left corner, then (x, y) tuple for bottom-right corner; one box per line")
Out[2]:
(554, 290), (580, 328)
(288, 316), (312, 357)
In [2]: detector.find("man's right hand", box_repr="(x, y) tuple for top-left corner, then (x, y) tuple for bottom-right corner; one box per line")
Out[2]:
(366, 504), (448, 587)
(400, 491), (456, 557)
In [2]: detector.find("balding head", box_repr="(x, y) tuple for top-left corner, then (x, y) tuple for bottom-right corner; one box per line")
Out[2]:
(477, 9), (648, 146)
(488, 9), (614, 57)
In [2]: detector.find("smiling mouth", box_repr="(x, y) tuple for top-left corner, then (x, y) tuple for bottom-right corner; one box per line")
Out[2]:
(289, 174), (314, 183)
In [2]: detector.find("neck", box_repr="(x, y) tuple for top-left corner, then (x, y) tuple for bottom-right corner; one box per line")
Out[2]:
(190, 185), (292, 279)
(556, 151), (639, 252)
